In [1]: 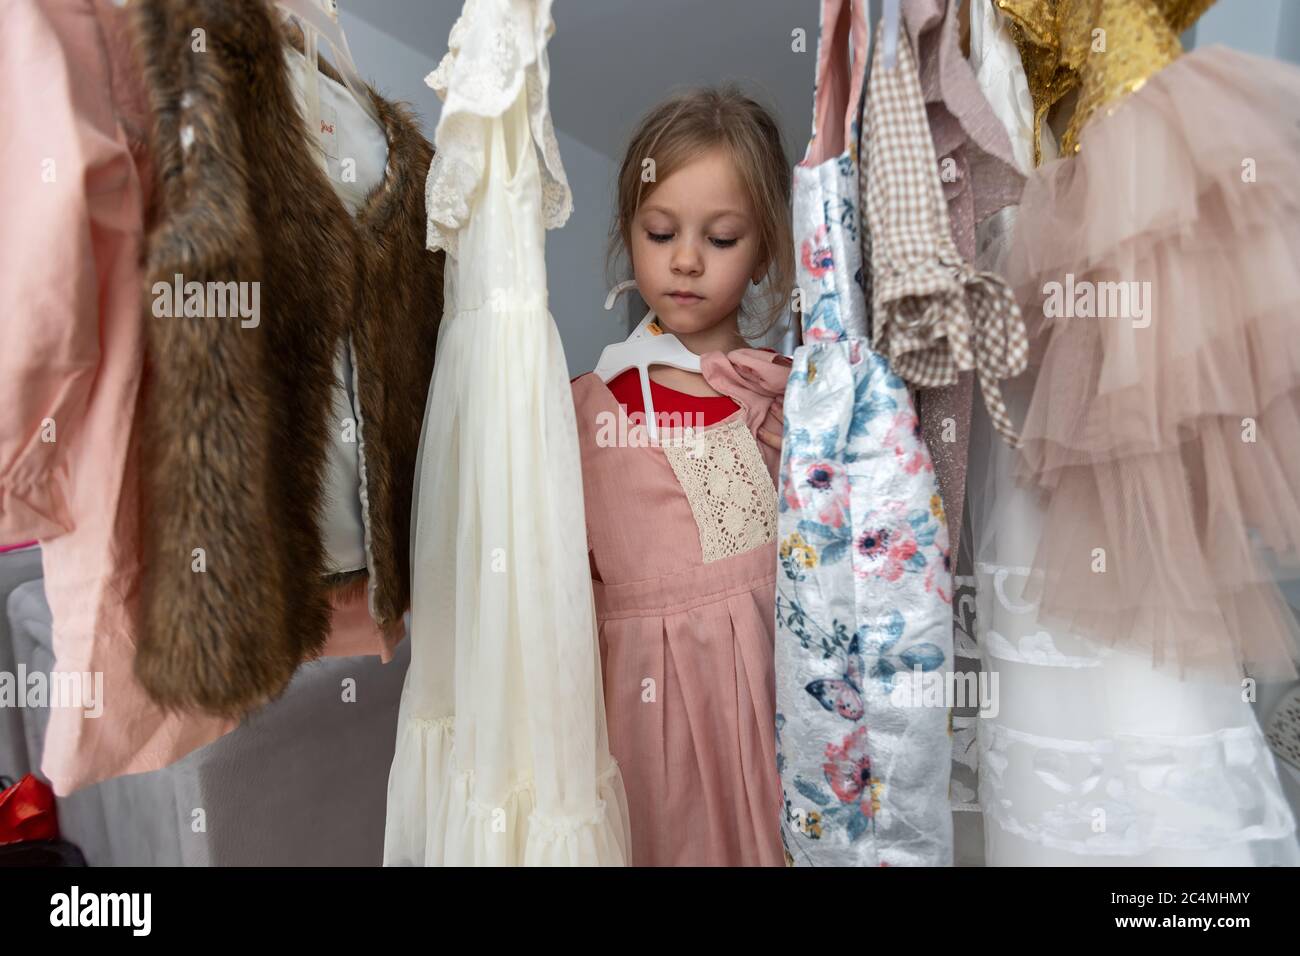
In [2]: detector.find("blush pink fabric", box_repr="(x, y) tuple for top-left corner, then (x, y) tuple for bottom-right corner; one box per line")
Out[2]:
(571, 348), (789, 866)
(0, 0), (394, 796)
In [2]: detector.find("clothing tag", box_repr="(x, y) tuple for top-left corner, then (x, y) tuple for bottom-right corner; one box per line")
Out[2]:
(319, 101), (340, 162)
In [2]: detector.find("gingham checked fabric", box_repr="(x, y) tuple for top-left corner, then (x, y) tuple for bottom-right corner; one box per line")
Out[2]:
(862, 25), (1027, 446)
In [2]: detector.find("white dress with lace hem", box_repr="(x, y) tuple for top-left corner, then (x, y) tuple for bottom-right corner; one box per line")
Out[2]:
(384, 0), (630, 866)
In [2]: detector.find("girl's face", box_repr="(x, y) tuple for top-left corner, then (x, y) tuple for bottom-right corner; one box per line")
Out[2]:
(629, 146), (766, 338)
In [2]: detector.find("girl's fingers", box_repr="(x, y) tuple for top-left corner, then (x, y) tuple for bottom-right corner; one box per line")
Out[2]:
(758, 428), (782, 450)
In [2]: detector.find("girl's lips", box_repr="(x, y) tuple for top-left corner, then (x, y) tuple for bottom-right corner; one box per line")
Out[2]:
(668, 293), (703, 304)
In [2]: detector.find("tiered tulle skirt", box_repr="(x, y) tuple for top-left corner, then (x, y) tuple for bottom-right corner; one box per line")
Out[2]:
(1004, 45), (1300, 680)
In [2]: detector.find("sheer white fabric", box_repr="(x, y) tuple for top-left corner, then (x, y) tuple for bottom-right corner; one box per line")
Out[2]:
(384, 0), (630, 866)
(967, 0), (1298, 866)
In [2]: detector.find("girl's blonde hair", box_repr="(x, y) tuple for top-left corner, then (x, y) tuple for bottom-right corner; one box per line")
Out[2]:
(607, 85), (794, 339)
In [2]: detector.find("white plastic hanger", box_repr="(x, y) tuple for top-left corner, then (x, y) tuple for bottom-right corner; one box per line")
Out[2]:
(276, 0), (382, 128)
(593, 280), (703, 443)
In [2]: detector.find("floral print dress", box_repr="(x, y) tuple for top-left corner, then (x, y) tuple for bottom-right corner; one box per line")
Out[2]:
(775, 0), (954, 867)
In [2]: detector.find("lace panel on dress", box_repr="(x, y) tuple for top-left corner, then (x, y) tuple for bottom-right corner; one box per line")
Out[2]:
(661, 418), (777, 564)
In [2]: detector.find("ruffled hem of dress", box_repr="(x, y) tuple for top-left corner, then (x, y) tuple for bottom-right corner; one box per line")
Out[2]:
(383, 715), (631, 866)
(978, 721), (1300, 859)
(995, 45), (1300, 680)
(424, 0), (571, 255)
(1005, 46), (1300, 289)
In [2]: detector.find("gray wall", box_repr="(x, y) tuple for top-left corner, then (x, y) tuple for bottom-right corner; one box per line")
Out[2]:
(1190, 0), (1300, 60)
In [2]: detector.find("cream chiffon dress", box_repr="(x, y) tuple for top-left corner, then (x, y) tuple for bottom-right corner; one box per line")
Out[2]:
(383, 0), (630, 866)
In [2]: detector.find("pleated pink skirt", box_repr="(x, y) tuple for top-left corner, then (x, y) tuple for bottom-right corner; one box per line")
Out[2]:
(595, 543), (786, 866)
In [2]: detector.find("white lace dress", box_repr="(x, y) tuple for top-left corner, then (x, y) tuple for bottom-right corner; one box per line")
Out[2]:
(966, 0), (1299, 866)
(383, 0), (630, 866)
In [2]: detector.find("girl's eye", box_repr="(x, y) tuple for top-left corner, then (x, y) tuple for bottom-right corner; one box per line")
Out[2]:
(645, 232), (738, 248)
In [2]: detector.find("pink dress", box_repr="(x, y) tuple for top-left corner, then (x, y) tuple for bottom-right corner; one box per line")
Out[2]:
(571, 349), (790, 866)
(0, 0), (397, 796)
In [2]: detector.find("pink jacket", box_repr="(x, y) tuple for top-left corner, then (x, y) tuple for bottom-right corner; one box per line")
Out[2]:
(0, 0), (391, 796)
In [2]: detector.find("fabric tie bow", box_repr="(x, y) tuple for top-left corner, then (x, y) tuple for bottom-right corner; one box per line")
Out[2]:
(864, 22), (1027, 445)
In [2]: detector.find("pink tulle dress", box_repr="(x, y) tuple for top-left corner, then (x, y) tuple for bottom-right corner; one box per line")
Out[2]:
(1005, 42), (1300, 681)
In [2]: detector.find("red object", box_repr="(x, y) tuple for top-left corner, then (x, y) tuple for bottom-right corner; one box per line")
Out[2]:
(0, 774), (60, 845)
(606, 348), (787, 427)
(608, 368), (740, 426)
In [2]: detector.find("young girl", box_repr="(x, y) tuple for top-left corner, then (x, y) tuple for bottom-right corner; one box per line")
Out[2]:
(569, 87), (795, 866)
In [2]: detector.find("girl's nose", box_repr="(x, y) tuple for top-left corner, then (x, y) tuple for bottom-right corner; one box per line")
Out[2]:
(671, 240), (703, 276)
